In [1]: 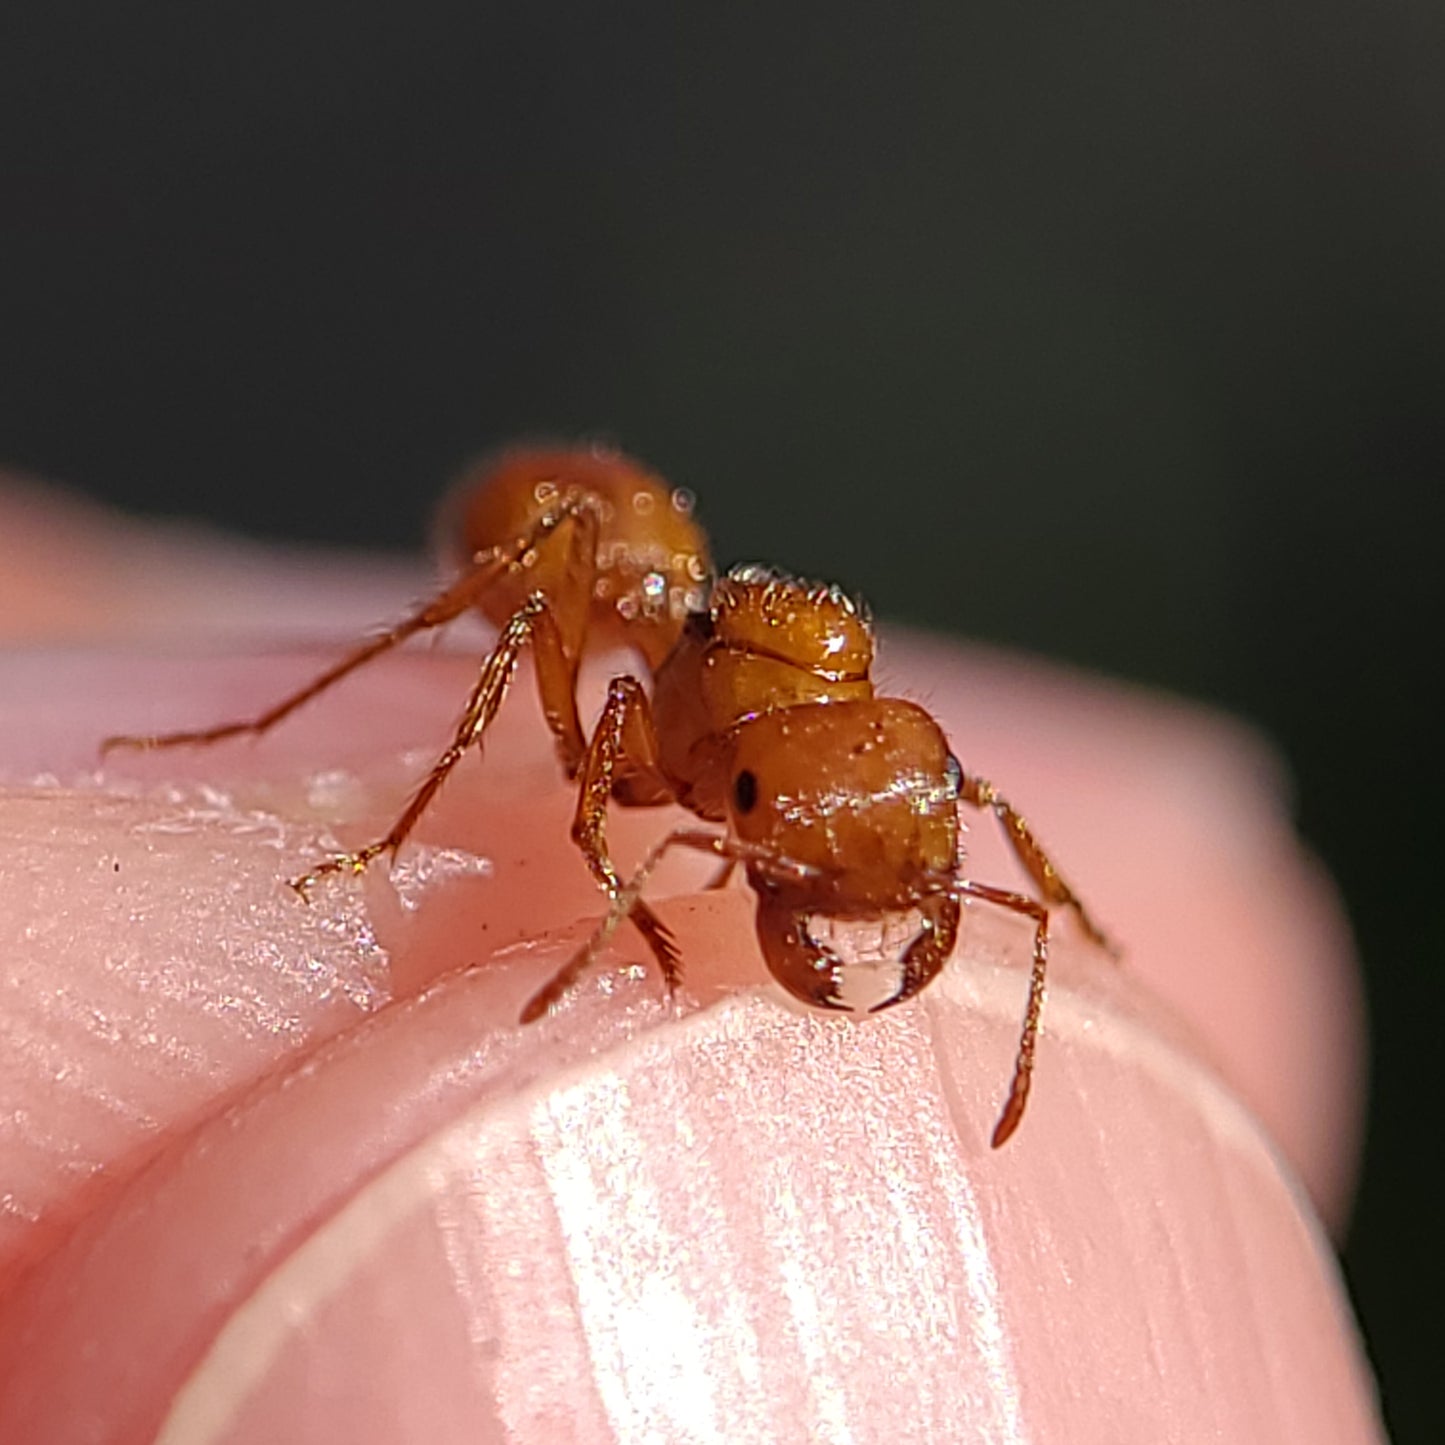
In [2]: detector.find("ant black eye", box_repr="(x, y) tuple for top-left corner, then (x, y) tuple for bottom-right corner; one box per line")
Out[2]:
(733, 769), (759, 814)
(944, 752), (963, 796)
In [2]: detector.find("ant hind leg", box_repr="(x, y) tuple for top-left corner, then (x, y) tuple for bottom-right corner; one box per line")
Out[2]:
(100, 498), (600, 757)
(101, 567), (501, 755)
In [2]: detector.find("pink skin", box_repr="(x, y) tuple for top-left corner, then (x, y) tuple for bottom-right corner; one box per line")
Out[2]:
(0, 477), (1381, 1442)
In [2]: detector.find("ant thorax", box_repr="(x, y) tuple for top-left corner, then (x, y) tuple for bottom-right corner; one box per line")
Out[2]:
(648, 566), (877, 819)
(708, 564), (873, 684)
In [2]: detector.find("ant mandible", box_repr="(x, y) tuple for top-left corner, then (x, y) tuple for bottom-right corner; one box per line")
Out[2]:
(103, 443), (1117, 1146)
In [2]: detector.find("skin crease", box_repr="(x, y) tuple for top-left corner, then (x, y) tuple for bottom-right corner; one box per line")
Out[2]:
(0, 475), (1381, 1442)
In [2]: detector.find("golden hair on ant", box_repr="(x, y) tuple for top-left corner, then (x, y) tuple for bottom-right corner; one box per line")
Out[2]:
(103, 444), (1116, 1146)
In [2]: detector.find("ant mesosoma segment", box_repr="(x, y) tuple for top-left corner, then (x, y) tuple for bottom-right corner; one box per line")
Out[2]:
(527, 563), (1118, 1147)
(102, 443), (1117, 1146)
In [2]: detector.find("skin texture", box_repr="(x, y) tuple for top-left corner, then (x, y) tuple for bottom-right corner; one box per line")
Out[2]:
(0, 475), (1382, 1442)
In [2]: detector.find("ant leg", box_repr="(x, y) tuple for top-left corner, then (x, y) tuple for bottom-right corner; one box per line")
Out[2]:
(100, 498), (597, 757)
(520, 828), (818, 1023)
(957, 772), (1120, 958)
(521, 504), (598, 777)
(955, 878), (1051, 1149)
(568, 677), (682, 993)
(290, 590), (574, 898)
(703, 859), (739, 890)
(100, 567), (503, 755)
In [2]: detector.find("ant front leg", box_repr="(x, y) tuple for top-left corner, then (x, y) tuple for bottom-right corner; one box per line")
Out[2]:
(520, 827), (820, 1023)
(702, 859), (740, 891)
(290, 589), (581, 898)
(567, 676), (682, 995)
(957, 771), (1120, 958)
(955, 878), (1051, 1149)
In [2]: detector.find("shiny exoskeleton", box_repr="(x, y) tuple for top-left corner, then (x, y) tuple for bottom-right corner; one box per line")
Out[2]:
(529, 563), (1119, 1147)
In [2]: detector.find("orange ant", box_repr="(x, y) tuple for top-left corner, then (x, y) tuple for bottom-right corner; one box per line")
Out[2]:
(103, 443), (1116, 1146)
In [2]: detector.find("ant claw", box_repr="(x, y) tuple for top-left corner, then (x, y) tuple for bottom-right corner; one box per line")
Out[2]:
(287, 844), (386, 903)
(287, 874), (317, 905)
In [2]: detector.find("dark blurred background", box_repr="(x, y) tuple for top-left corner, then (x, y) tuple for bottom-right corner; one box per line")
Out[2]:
(2, 3), (1441, 1434)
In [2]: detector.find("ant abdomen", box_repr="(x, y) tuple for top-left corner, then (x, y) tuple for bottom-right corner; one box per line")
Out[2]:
(445, 443), (711, 665)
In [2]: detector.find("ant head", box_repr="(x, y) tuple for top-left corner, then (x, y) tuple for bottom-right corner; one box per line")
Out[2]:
(711, 565), (873, 677)
(726, 697), (960, 909)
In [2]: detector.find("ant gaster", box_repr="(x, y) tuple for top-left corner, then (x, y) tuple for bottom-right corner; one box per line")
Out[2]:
(103, 444), (1116, 1146)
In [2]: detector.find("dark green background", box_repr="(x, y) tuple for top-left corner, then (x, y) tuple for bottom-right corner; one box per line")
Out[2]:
(4, 5), (1441, 1436)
